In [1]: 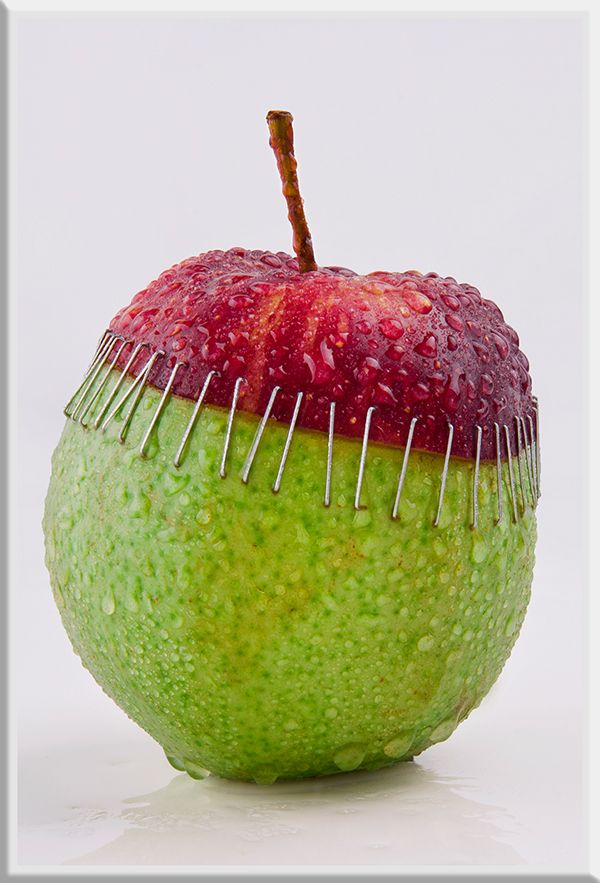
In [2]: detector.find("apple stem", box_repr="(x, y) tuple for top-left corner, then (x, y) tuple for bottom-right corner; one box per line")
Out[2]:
(267, 110), (317, 272)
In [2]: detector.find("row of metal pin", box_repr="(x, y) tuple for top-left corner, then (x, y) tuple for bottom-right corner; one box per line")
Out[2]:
(64, 332), (541, 527)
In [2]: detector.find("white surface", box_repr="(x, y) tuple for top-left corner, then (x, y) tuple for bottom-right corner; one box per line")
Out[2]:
(12, 11), (587, 871)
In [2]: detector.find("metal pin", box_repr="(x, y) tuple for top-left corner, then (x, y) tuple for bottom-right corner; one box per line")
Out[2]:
(241, 386), (280, 483)
(503, 425), (519, 523)
(472, 425), (483, 529)
(519, 416), (536, 504)
(117, 351), (163, 443)
(79, 338), (127, 427)
(514, 417), (528, 513)
(533, 404), (541, 498)
(433, 423), (454, 528)
(273, 391), (303, 494)
(354, 406), (376, 510)
(220, 377), (245, 479)
(88, 329), (111, 369)
(100, 349), (156, 432)
(494, 422), (504, 525)
(527, 414), (539, 499)
(391, 416), (418, 520)
(324, 402), (336, 507)
(93, 342), (145, 429)
(139, 362), (181, 457)
(64, 333), (115, 417)
(173, 371), (217, 468)
(70, 335), (121, 421)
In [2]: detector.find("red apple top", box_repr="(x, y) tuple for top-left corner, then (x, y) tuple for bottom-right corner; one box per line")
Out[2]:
(108, 111), (536, 462)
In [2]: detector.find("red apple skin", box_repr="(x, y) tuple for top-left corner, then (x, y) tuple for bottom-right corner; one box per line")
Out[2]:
(109, 248), (535, 460)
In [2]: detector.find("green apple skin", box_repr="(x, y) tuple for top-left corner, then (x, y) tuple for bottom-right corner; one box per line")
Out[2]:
(43, 368), (536, 783)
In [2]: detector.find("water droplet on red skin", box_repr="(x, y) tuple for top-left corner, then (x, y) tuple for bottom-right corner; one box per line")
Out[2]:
(491, 332), (510, 359)
(403, 290), (432, 314)
(441, 293), (461, 311)
(386, 344), (404, 361)
(379, 318), (404, 340)
(481, 374), (494, 395)
(373, 383), (397, 405)
(415, 335), (438, 358)
(446, 314), (464, 332)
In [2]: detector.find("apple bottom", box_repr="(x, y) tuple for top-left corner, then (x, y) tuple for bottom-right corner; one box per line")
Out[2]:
(43, 368), (536, 783)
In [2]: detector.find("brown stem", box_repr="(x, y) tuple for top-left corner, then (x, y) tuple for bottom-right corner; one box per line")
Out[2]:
(267, 110), (317, 272)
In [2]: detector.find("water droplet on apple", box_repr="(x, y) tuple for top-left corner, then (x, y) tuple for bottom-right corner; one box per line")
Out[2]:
(403, 290), (432, 314)
(101, 591), (116, 616)
(429, 717), (456, 743)
(446, 313), (463, 332)
(385, 344), (404, 361)
(412, 381), (430, 402)
(472, 341), (490, 362)
(379, 318), (404, 340)
(471, 538), (488, 563)
(165, 753), (186, 771)
(373, 382), (396, 405)
(491, 332), (510, 359)
(320, 338), (335, 369)
(333, 742), (366, 771)
(184, 761), (210, 780)
(415, 335), (437, 358)
(480, 374), (494, 395)
(383, 731), (414, 758)
(253, 770), (278, 785)
(441, 293), (461, 311)
(260, 253), (282, 268)
(417, 635), (435, 651)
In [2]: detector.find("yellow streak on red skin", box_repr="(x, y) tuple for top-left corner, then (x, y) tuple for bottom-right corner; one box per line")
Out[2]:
(242, 284), (288, 411)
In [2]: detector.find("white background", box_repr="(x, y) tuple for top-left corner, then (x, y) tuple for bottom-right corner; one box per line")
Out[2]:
(11, 11), (587, 871)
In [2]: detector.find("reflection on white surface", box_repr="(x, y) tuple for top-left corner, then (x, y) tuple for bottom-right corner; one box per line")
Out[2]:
(70, 766), (523, 867)
(18, 727), (524, 868)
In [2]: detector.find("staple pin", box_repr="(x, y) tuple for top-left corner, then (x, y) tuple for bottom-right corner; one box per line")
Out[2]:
(324, 401), (336, 507)
(354, 406), (376, 510)
(93, 342), (146, 429)
(514, 416), (528, 513)
(220, 377), (245, 479)
(173, 370), (217, 468)
(519, 416), (535, 504)
(241, 386), (280, 484)
(118, 350), (164, 443)
(70, 335), (122, 421)
(64, 333), (115, 417)
(472, 425), (483, 529)
(527, 415), (539, 499)
(533, 403), (541, 498)
(391, 417), (417, 521)
(433, 423), (454, 528)
(139, 362), (182, 457)
(273, 391), (303, 494)
(494, 423), (504, 525)
(79, 338), (127, 427)
(101, 349), (158, 432)
(503, 425), (519, 523)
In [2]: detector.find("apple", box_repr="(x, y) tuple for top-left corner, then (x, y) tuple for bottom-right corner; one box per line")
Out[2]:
(43, 111), (538, 783)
